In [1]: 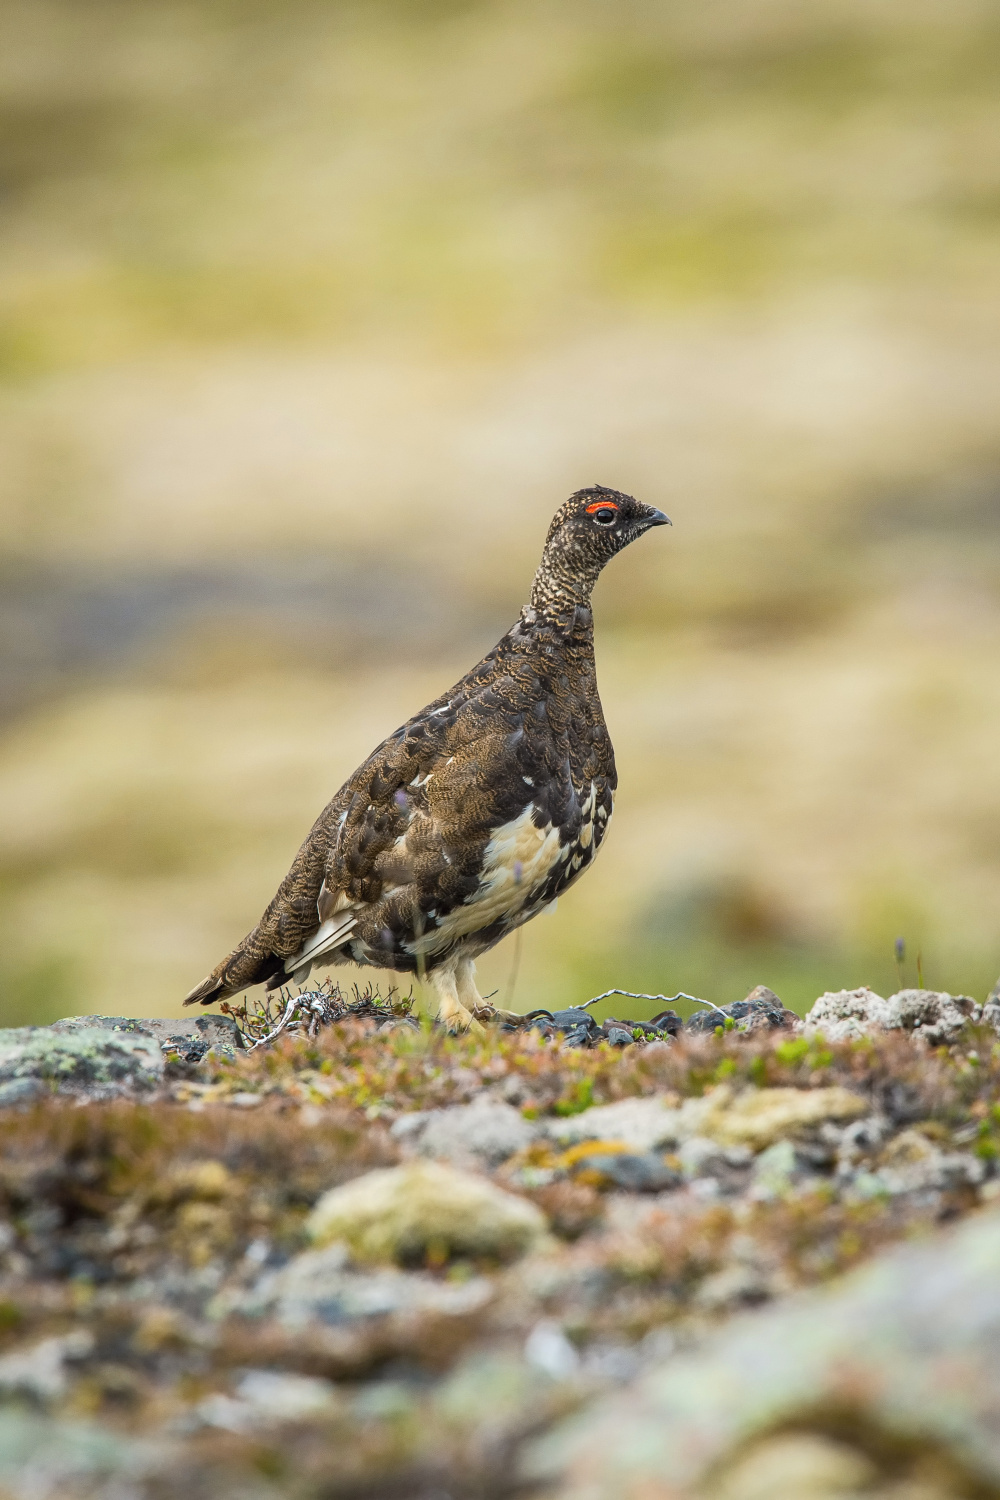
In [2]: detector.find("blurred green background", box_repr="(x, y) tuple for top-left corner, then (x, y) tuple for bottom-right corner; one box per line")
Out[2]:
(1, 0), (1000, 1027)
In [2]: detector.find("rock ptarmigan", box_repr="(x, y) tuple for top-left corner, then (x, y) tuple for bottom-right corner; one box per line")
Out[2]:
(184, 487), (670, 1029)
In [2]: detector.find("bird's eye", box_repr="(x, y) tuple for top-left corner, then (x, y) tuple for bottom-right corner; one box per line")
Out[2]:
(592, 507), (617, 526)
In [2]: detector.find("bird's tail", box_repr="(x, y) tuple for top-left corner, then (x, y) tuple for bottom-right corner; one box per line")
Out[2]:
(183, 808), (338, 1007)
(183, 935), (285, 1007)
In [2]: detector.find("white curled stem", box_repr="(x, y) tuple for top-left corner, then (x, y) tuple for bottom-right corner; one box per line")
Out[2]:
(582, 988), (729, 1021)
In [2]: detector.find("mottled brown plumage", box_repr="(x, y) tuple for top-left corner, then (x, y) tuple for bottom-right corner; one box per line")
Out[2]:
(184, 488), (670, 1028)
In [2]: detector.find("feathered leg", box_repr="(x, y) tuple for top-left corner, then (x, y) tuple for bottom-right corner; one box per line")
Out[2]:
(456, 956), (521, 1024)
(429, 964), (484, 1034)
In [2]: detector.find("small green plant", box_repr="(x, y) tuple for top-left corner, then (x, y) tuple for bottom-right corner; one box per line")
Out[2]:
(553, 1077), (595, 1117)
(775, 1037), (810, 1067)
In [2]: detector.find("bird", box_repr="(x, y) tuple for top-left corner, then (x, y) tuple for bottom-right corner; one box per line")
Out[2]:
(184, 487), (670, 1030)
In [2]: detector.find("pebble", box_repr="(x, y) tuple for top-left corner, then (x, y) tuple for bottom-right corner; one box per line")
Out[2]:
(699, 1085), (869, 1151)
(230, 1241), (494, 1326)
(396, 1097), (538, 1167)
(306, 1160), (548, 1264)
(0, 1332), (94, 1404)
(546, 1096), (686, 1153)
(546, 1086), (869, 1162)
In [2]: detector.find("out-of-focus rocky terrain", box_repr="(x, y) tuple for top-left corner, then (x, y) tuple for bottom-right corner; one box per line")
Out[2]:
(3, 0), (1000, 1027)
(0, 980), (999, 1498)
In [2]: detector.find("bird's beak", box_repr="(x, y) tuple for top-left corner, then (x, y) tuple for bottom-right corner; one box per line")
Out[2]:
(645, 508), (672, 527)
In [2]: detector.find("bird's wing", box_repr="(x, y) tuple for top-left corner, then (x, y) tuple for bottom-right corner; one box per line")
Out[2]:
(319, 669), (593, 960)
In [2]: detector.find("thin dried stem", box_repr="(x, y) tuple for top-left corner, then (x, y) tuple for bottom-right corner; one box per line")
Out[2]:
(583, 988), (728, 1020)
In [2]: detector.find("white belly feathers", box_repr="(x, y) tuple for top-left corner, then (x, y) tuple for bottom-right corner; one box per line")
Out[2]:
(409, 802), (563, 957)
(409, 782), (608, 958)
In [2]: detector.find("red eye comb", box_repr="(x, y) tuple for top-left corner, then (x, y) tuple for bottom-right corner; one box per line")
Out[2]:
(585, 500), (618, 513)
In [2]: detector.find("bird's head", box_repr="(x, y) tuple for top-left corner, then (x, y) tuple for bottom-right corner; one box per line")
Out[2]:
(531, 486), (670, 613)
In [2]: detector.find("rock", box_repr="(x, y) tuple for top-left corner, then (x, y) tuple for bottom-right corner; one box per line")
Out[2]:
(237, 1370), (338, 1422)
(390, 1111), (431, 1142)
(0, 1025), (164, 1101)
(703, 1432), (881, 1500)
(675, 1137), (752, 1200)
(685, 987), (798, 1035)
(677, 1136), (732, 1180)
(800, 987), (890, 1041)
(0, 1077), (44, 1107)
(50, 1012), (245, 1060)
(0, 1409), (161, 1495)
(865, 1128), (986, 1198)
(571, 1150), (682, 1193)
(748, 1139), (800, 1200)
(234, 1241), (494, 1326)
(306, 1161), (547, 1264)
(546, 1096), (685, 1153)
(693, 1263), (774, 1313)
(984, 978), (1000, 1033)
(524, 1204), (1000, 1500)
(523, 1008), (606, 1047)
(803, 987), (982, 1045)
(398, 1097), (538, 1167)
(699, 1085), (869, 1151)
(548, 1087), (866, 1161)
(524, 1321), (582, 1381)
(375, 1016), (420, 1034)
(0, 1012), (244, 1104)
(520, 1007), (680, 1048)
(0, 1332), (94, 1404)
(882, 988), (980, 1045)
(198, 1370), (339, 1432)
(429, 1347), (584, 1440)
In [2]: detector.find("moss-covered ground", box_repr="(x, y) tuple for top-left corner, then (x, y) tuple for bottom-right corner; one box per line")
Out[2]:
(1, 1017), (999, 1496)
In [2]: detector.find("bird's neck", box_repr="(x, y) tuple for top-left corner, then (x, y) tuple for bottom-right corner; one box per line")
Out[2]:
(528, 550), (601, 618)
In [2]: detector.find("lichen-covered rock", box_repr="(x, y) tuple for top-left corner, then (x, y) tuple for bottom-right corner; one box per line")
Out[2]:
(51, 1012), (245, 1060)
(801, 987), (891, 1040)
(198, 1369), (341, 1433)
(0, 1408), (161, 1495)
(396, 1097), (538, 1166)
(306, 1160), (547, 1264)
(0, 1077), (44, 1107)
(699, 1086), (869, 1151)
(547, 1087), (868, 1159)
(882, 988), (981, 1045)
(861, 1127), (987, 1199)
(984, 978), (1000, 1034)
(804, 988), (984, 1046)
(525, 1204), (1000, 1500)
(701, 1433), (891, 1500)
(233, 1241), (494, 1326)
(0, 1332), (94, 1404)
(546, 1095), (686, 1153)
(0, 1025), (164, 1100)
(748, 1138), (800, 1200)
(0, 1000), (996, 1499)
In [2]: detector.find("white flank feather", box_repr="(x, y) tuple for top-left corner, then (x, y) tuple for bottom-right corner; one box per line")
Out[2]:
(284, 913), (358, 975)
